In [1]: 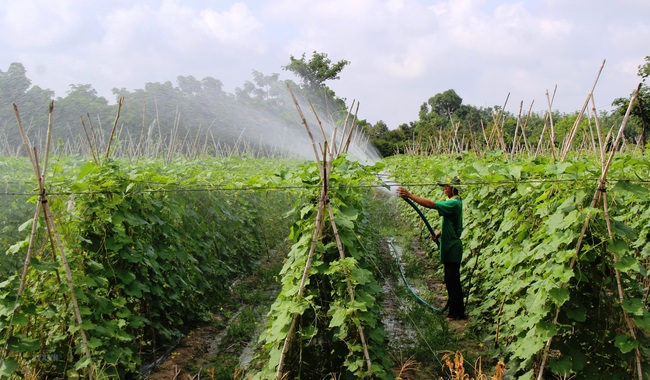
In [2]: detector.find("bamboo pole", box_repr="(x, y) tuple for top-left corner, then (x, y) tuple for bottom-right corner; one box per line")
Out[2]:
(560, 60), (606, 161)
(510, 101), (523, 159)
(480, 119), (490, 150)
(546, 86), (557, 160)
(34, 150), (91, 362)
(519, 100), (534, 157)
(636, 89), (647, 155)
(326, 202), (372, 371)
(80, 116), (99, 163)
(338, 100), (355, 155)
(104, 96), (124, 159)
(495, 94), (509, 155)
(343, 101), (360, 154)
(287, 84), (323, 174)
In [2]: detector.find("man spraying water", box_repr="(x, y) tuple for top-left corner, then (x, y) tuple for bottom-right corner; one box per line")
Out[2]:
(396, 177), (466, 321)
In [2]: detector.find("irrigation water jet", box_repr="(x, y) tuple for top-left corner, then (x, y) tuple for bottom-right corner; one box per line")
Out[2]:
(201, 86), (382, 163)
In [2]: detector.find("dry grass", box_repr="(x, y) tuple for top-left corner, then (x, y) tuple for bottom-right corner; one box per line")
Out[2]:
(440, 350), (505, 380)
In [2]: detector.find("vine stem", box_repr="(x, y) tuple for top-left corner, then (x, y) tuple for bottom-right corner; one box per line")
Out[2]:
(536, 83), (641, 380)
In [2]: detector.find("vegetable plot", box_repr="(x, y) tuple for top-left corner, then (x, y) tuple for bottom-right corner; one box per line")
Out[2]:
(384, 152), (650, 379)
(0, 154), (295, 378)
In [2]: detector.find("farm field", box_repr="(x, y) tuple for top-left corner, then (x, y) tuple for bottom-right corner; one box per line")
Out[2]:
(1, 148), (649, 379)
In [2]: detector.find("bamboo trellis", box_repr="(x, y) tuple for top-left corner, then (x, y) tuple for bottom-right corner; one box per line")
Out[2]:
(2, 102), (93, 377)
(274, 84), (373, 379)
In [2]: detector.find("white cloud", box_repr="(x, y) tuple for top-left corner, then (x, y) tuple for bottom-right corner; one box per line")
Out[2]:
(193, 3), (265, 52)
(0, 0), (78, 48)
(0, 0), (647, 127)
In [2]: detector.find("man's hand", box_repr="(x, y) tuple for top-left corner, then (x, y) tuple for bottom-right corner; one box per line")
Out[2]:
(396, 187), (411, 198)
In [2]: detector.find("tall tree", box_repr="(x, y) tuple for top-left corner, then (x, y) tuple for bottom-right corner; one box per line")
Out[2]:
(0, 63), (32, 107)
(429, 89), (463, 119)
(283, 51), (349, 91)
(282, 51), (351, 121)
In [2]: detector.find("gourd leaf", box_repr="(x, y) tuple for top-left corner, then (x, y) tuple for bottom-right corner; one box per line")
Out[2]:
(7, 335), (40, 353)
(612, 180), (648, 197)
(548, 287), (570, 306)
(613, 255), (640, 273)
(612, 220), (637, 240)
(621, 298), (644, 316)
(0, 358), (18, 377)
(614, 334), (638, 354)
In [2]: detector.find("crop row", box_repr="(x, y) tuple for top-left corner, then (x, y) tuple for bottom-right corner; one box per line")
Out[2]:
(384, 152), (650, 379)
(0, 156), (297, 378)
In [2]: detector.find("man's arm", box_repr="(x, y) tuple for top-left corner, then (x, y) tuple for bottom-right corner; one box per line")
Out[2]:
(396, 187), (437, 209)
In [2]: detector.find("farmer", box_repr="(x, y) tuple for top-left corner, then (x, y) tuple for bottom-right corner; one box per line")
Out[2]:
(396, 177), (466, 321)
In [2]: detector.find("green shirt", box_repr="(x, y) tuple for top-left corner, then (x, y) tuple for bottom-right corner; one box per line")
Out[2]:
(434, 196), (463, 263)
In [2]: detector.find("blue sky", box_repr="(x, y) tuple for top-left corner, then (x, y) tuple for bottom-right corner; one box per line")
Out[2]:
(1, 0), (648, 128)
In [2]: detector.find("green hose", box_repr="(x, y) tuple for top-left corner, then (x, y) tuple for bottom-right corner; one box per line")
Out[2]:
(388, 239), (446, 313)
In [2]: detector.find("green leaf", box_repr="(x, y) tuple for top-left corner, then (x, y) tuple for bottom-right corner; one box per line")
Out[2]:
(0, 358), (18, 376)
(633, 313), (650, 331)
(548, 287), (570, 306)
(508, 165), (522, 179)
(535, 321), (558, 340)
(565, 306), (587, 322)
(116, 269), (136, 285)
(73, 356), (93, 370)
(334, 215), (355, 230)
(13, 312), (29, 326)
(613, 255), (641, 273)
(329, 305), (347, 328)
(612, 220), (637, 240)
(339, 205), (359, 219)
(546, 212), (565, 233)
(614, 334), (638, 354)
(30, 258), (59, 272)
(0, 302), (18, 316)
(549, 355), (572, 377)
(7, 239), (28, 254)
(621, 298), (644, 316)
(612, 180), (648, 197)
(0, 276), (15, 289)
(18, 219), (33, 232)
(7, 335), (40, 353)
(609, 238), (629, 255)
(555, 162), (572, 174)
